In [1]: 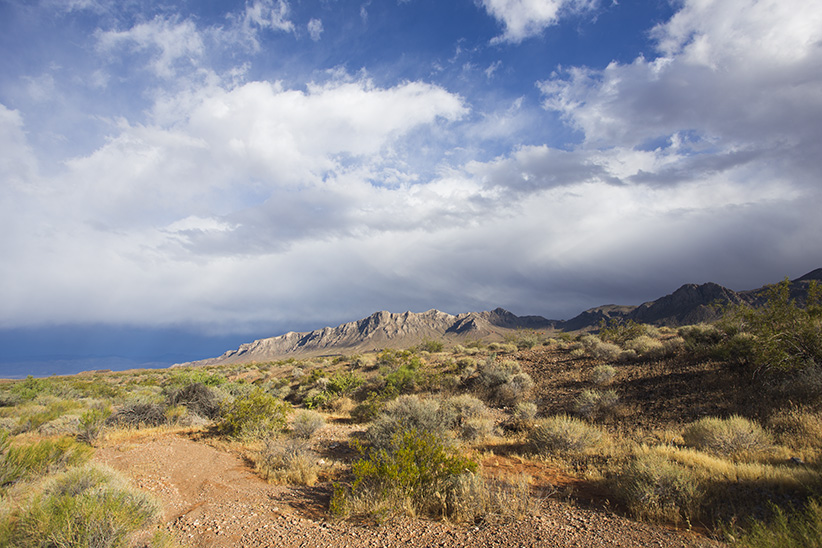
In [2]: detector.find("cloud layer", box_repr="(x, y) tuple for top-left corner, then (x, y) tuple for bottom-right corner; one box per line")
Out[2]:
(1, 0), (820, 338)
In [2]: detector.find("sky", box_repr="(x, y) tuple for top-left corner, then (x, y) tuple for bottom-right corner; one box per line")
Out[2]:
(1, 0), (821, 374)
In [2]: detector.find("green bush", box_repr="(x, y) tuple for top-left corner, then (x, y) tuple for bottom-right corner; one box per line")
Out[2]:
(332, 428), (478, 520)
(598, 318), (647, 345)
(614, 453), (703, 525)
(682, 415), (770, 457)
(417, 339), (444, 353)
(528, 415), (605, 455)
(717, 279), (822, 373)
(217, 388), (290, 440)
(1, 464), (160, 548)
(77, 405), (112, 444)
(734, 499), (822, 548)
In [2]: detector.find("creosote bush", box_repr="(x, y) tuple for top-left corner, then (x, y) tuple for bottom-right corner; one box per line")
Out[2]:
(217, 387), (290, 440)
(682, 415), (770, 457)
(331, 428), (477, 520)
(528, 415), (606, 455)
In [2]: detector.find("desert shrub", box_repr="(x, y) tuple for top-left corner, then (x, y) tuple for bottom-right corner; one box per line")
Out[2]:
(683, 415), (770, 457)
(780, 365), (822, 404)
(217, 388), (290, 440)
(332, 428), (478, 520)
(291, 410), (326, 439)
(417, 339), (444, 353)
(167, 382), (222, 419)
(350, 385), (399, 424)
(367, 395), (451, 451)
(447, 472), (540, 524)
(257, 438), (320, 486)
(486, 342), (518, 354)
(506, 402), (538, 432)
(1, 464), (160, 548)
(598, 318), (648, 345)
(107, 402), (167, 429)
(589, 364), (617, 385)
(165, 369), (225, 388)
(528, 415), (606, 455)
(326, 371), (364, 397)
(734, 499), (822, 548)
(717, 279), (822, 373)
(495, 372), (535, 407)
(624, 335), (666, 358)
(768, 407), (822, 452)
(77, 404), (112, 444)
(9, 376), (51, 403)
(573, 389), (619, 419)
(678, 323), (724, 356)
(614, 453), (703, 525)
(579, 335), (622, 360)
(475, 359), (535, 406)
(440, 395), (495, 442)
(0, 433), (92, 490)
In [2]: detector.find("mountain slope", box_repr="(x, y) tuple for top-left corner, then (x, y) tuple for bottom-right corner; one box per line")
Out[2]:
(181, 269), (820, 366)
(184, 308), (557, 366)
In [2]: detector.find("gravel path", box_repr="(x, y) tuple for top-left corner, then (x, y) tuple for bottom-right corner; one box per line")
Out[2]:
(95, 434), (724, 548)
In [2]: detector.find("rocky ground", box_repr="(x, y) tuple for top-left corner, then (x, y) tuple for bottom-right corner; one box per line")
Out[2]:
(95, 432), (724, 548)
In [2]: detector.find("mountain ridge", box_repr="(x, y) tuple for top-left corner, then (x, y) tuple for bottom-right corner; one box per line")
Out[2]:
(178, 269), (821, 366)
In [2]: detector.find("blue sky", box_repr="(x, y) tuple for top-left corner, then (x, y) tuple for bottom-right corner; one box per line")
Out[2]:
(1, 0), (821, 374)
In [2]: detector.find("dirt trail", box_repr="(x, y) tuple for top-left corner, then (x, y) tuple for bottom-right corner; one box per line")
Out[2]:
(95, 433), (723, 548)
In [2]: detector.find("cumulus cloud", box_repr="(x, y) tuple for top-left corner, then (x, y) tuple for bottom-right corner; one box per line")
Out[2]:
(480, 0), (598, 43)
(539, 0), (822, 151)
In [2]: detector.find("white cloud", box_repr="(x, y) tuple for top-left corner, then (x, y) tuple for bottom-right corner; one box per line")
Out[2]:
(307, 18), (323, 41)
(96, 16), (205, 78)
(480, 0), (598, 44)
(539, 0), (822, 152)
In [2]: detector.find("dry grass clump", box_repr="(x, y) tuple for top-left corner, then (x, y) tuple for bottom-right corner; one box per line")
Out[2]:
(447, 472), (540, 524)
(613, 451), (703, 525)
(0, 464), (163, 548)
(528, 415), (606, 455)
(682, 415), (771, 458)
(768, 407), (822, 453)
(107, 402), (167, 429)
(291, 410), (326, 439)
(257, 438), (320, 486)
(579, 335), (622, 361)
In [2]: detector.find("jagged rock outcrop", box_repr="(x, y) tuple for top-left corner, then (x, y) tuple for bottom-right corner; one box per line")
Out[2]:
(181, 308), (556, 366)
